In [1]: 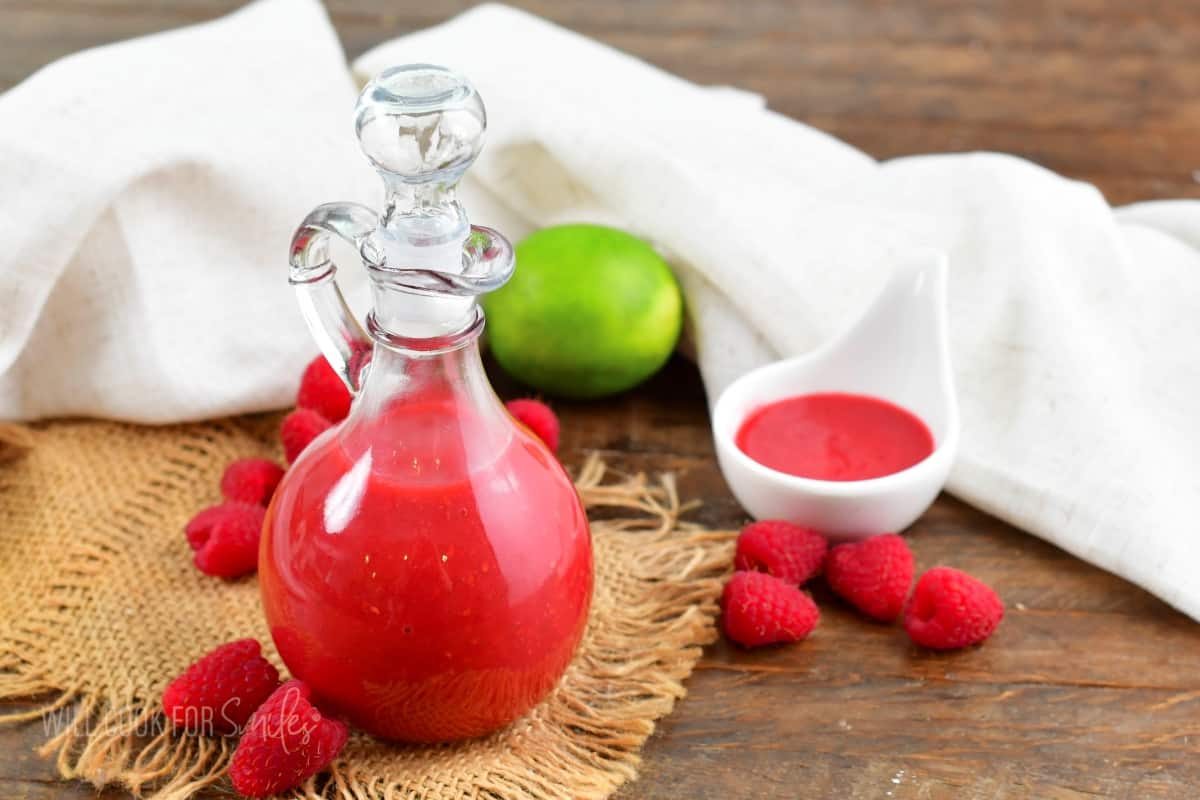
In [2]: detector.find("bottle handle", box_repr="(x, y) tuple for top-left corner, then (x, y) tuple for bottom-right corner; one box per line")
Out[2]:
(288, 202), (380, 394)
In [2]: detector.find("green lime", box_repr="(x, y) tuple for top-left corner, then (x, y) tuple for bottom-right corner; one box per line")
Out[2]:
(483, 224), (683, 398)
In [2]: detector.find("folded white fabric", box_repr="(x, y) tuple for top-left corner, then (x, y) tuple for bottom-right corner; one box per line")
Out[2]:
(0, 0), (378, 422)
(1, 0), (1197, 619)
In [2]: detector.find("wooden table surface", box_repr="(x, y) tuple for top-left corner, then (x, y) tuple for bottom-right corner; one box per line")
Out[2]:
(3, 2), (1199, 799)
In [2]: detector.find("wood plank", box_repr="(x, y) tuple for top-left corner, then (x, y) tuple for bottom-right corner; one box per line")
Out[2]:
(617, 675), (1200, 798)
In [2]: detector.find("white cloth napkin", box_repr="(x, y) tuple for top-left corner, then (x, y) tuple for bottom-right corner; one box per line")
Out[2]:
(2, 1), (1198, 620)
(0, 0), (379, 422)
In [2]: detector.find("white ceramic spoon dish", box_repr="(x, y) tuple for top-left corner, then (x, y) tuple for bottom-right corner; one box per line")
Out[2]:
(712, 250), (959, 539)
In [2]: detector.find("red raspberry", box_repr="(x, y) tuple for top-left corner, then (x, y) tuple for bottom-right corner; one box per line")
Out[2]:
(185, 502), (265, 578)
(229, 679), (349, 798)
(281, 408), (332, 464)
(184, 504), (232, 551)
(721, 570), (819, 648)
(506, 398), (560, 452)
(297, 355), (352, 423)
(734, 520), (827, 586)
(219, 458), (285, 506)
(161, 639), (279, 735)
(824, 533), (914, 622)
(905, 566), (1004, 650)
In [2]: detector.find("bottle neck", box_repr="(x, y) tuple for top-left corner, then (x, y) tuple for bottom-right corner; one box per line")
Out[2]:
(362, 339), (480, 404)
(339, 313), (514, 478)
(360, 307), (487, 398)
(368, 281), (478, 341)
(356, 308), (495, 414)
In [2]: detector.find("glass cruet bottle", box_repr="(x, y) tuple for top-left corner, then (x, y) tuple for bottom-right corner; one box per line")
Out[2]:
(260, 64), (594, 743)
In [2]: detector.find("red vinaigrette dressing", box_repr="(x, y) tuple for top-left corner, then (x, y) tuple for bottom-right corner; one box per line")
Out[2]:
(735, 392), (935, 481)
(260, 394), (592, 742)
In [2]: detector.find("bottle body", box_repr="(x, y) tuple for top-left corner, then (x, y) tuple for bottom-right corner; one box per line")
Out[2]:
(260, 341), (592, 742)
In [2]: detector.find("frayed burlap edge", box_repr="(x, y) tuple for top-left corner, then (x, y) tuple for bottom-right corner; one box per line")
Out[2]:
(0, 418), (734, 800)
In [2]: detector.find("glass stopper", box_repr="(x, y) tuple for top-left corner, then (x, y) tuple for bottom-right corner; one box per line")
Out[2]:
(355, 64), (486, 189)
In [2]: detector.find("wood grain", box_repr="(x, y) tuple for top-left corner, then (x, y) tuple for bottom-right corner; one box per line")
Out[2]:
(2, 2), (1199, 799)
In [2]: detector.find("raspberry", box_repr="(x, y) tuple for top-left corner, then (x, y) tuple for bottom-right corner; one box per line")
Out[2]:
(184, 504), (232, 552)
(734, 520), (827, 586)
(824, 533), (914, 622)
(219, 458), (285, 506)
(721, 571), (819, 648)
(905, 566), (1004, 650)
(161, 639), (279, 735)
(281, 408), (332, 464)
(185, 502), (265, 578)
(506, 398), (560, 452)
(229, 680), (349, 797)
(297, 355), (352, 423)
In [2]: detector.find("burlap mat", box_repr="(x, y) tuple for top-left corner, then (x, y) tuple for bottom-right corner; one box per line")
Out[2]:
(0, 416), (733, 799)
